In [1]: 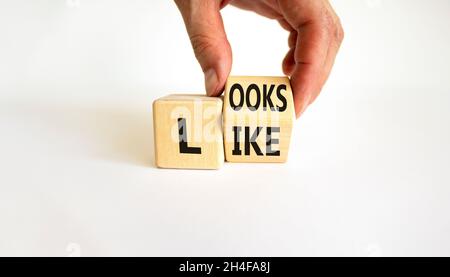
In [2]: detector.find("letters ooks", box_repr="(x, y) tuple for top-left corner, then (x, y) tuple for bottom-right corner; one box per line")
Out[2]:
(228, 83), (287, 112)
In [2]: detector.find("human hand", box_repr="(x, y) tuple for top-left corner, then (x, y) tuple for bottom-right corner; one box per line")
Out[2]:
(174, 0), (344, 118)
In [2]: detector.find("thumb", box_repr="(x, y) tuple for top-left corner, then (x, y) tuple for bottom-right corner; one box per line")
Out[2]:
(175, 0), (232, 96)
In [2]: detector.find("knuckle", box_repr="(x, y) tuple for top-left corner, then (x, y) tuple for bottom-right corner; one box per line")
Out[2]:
(334, 19), (345, 43)
(321, 11), (335, 32)
(320, 10), (344, 44)
(189, 33), (215, 59)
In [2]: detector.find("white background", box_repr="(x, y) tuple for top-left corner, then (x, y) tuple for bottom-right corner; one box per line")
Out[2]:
(0, 0), (449, 256)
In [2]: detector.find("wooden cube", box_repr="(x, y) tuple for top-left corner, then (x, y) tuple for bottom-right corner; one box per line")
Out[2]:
(223, 76), (294, 163)
(153, 94), (224, 169)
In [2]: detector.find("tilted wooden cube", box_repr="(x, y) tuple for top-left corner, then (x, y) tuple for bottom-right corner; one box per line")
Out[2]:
(153, 94), (224, 169)
(223, 76), (295, 163)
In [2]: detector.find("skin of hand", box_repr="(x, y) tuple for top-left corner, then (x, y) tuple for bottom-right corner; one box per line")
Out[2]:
(174, 0), (344, 118)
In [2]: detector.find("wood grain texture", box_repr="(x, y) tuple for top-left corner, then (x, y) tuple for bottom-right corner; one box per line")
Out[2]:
(223, 76), (294, 163)
(153, 94), (224, 169)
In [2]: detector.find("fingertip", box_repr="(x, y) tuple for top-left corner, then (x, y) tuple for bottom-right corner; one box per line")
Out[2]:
(204, 55), (232, 97)
(290, 71), (313, 119)
(295, 102), (309, 119)
(204, 68), (219, 96)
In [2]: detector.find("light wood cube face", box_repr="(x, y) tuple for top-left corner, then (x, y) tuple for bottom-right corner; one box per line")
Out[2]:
(153, 94), (224, 169)
(223, 76), (295, 163)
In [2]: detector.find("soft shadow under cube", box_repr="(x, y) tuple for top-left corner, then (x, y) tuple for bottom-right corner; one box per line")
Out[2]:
(153, 94), (224, 169)
(223, 76), (294, 163)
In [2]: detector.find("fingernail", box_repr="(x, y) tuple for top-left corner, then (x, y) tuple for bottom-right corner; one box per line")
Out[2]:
(204, 69), (218, 96)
